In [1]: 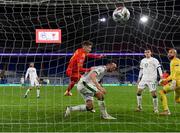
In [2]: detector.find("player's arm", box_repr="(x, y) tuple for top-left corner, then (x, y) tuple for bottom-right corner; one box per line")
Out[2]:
(137, 60), (143, 83)
(25, 68), (29, 80)
(87, 53), (105, 59)
(79, 67), (91, 73)
(171, 71), (177, 90)
(154, 59), (165, 86)
(155, 59), (163, 78)
(157, 66), (164, 85)
(172, 64), (180, 81)
(157, 66), (163, 78)
(171, 63), (180, 89)
(77, 59), (91, 73)
(137, 68), (143, 84)
(99, 79), (103, 86)
(89, 72), (106, 94)
(35, 69), (39, 81)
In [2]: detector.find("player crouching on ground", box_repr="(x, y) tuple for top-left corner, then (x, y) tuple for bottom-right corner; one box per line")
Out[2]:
(65, 62), (117, 120)
(24, 63), (40, 98)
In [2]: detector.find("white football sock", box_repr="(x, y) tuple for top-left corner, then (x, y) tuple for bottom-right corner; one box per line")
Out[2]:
(37, 89), (40, 97)
(71, 105), (87, 111)
(153, 97), (158, 110)
(98, 100), (108, 116)
(137, 95), (142, 108)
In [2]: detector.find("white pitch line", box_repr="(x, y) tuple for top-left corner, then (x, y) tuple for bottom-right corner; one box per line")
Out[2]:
(0, 122), (179, 125)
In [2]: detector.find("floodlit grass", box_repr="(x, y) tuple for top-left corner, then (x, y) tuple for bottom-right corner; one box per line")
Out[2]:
(0, 86), (179, 132)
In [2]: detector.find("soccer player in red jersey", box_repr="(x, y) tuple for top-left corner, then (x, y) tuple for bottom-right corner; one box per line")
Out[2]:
(64, 41), (104, 96)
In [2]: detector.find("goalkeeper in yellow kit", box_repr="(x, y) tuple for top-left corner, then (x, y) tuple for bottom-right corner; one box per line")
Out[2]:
(159, 49), (180, 115)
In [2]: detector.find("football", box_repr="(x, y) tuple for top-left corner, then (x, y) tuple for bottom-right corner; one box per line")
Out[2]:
(112, 6), (130, 23)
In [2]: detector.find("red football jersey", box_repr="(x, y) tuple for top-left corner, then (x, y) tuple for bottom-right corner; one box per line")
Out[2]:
(66, 48), (90, 77)
(66, 48), (103, 78)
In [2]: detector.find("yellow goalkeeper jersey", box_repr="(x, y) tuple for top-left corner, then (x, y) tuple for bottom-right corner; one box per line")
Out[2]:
(166, 57), (180, 81)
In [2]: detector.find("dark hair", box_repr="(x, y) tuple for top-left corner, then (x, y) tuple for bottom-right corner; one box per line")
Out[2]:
(106, 61), (118, 70)
(144, 49), (151, 52)
(81, 41), (93, 46)
(106, 59), (117, 65)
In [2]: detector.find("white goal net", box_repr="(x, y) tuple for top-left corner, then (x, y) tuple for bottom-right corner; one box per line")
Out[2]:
(0, 0), (179, 132)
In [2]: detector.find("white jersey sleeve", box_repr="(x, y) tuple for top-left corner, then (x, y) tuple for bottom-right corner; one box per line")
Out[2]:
(154, 58), (161, 69)
(140, 60), (143, 69)
(81, 66), (106, 85)
(138, 69), (143, 80)
(154, 58), (163, 77)
(35, 69), (38, 78)
(25, 68), (29, 79)
(92, 67), (106, 76)
(138, 60), (143, 80)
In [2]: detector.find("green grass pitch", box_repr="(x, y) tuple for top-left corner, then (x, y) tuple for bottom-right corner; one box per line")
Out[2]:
(0, 86), (179, 132)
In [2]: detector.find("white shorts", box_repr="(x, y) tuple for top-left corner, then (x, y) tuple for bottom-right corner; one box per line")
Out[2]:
(77, 80), (98, 101)
(30, 79), (39, 87)
(138, 80), (157, 92)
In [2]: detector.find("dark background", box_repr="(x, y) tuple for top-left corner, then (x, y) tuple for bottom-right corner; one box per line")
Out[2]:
(0, 0), (179, 82)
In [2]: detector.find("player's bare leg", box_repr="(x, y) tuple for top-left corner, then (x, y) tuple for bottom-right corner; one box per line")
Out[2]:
(95, 92), (116, 120)
(24, 87), (32, 98)
(64, 77), (79, 96)
(64, 71), (74, 96)
(151, 91), (159, 114)
(64, 100), (93, 117)
(65, 95), (115, 119)
(135, 89), (143, 112)
(64, 81), (75, 96)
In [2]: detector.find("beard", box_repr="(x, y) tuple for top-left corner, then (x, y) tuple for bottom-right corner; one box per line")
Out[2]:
(168, 55), (174, 60)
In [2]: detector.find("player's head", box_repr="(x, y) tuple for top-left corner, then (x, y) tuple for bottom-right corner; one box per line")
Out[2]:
(81, 41), (93, 53)
(168, 48), (177, 60)
(29, 62), (34, 67)
(144, 49), (152, 58)
(106, 62), (117, 72)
